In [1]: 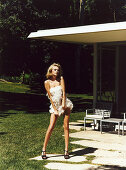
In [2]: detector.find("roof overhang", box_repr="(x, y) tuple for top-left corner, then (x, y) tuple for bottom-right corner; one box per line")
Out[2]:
(28, 21), (126, 44)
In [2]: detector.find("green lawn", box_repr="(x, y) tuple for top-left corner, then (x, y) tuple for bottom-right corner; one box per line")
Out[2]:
(0, 81), (30, 94)
(0, 81), (93, 170)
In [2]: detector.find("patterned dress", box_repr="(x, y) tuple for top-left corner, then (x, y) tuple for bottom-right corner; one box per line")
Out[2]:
(48, 85), (73, 116)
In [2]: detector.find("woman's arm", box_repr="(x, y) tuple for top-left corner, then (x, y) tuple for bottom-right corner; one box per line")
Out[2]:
(60, 76), (66, 109)
(44, 80), (58, 115)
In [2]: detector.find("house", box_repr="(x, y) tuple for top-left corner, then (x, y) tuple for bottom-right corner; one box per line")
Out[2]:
(28, 21), (126, 117)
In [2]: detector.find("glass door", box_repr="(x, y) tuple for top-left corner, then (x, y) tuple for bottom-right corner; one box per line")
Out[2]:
(97, 45), (116, 102)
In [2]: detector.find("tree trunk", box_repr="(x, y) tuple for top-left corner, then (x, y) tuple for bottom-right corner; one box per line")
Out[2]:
(74, 0), (85, 92)
(79, 0), (85, 25)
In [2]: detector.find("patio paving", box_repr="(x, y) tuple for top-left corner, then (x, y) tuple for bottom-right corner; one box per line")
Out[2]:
(29, 153), (86, 162)
(29, 120), (126, 169)
(44, 163), (98, 170)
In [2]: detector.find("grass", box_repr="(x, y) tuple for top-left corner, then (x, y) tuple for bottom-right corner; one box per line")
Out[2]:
(0, 81), (30, 94)
(0, 81), (93, 170)
(86, 155), (96, 162)
(67, 93), (93, 99)
(108, 149), (116, 152)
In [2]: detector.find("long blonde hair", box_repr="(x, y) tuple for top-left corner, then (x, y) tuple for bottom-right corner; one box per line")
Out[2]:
(46, 63), (62, 79)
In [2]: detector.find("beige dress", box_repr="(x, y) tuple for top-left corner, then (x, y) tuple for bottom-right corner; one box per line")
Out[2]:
(48, 85), (73, 116)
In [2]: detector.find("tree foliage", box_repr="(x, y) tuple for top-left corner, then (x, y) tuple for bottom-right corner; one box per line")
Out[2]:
(79, 0), (126, 25)
(0, 0), (126, 92)
(0, 0), (79, 76)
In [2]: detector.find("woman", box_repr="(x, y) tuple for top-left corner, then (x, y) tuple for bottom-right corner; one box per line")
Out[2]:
(42, 63), (73, 159)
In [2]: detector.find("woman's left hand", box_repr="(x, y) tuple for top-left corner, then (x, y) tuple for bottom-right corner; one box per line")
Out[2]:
(62, 103), (66, 110)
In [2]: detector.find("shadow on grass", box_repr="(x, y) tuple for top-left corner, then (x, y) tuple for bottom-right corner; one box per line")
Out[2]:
(0, 132), (8, 135)
(0, 91), (93, 114)
(27, 81), (43, 95)
(0, 90), (93, 125)
(0, 91), (49, 114)
(70, 123), (84, 127)
(71, 97), (93, 112)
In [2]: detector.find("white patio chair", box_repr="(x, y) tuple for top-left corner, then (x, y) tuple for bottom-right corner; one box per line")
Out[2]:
(122, 113), (126, 135)
(84, 102), (112, 130)
(115, 113), (126, 135)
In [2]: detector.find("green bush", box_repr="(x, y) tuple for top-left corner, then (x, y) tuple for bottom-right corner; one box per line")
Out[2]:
(21, 73), (31, 84)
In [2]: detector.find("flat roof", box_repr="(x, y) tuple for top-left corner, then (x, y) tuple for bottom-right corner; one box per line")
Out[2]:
(28, 21), (126, 44)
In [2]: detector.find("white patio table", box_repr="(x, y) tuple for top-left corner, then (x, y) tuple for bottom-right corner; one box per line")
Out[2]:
(100, 118), (123, 136)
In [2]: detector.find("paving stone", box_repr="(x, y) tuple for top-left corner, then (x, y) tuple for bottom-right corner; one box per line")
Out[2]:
(70, 131), (126, 151)
(29, 154), (86, 162)
(86, 149), (126, 158)
(71, 140), (126, 151)
(92, 157), (126, 167)
(69, 122), (83, 131)
(44, 162), (99, 170)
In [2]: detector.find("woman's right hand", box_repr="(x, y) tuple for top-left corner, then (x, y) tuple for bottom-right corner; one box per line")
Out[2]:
(54, 109), (59, 115)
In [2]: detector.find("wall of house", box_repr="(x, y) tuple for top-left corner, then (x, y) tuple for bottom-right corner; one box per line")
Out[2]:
(93, 44), (126, 117)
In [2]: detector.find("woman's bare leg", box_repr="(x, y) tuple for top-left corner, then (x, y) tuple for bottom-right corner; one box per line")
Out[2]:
(42, 114), (58, 151)
(63, 108), (71, 152)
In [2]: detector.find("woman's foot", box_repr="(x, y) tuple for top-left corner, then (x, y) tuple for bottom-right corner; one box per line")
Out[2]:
(64, 150), (70, 159)
(41, 151), (47, 159)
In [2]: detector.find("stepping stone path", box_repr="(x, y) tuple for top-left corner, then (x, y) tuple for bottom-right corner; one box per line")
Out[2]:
(30, 120), (126, 169)
(45, 163), (98, 170)
(29, 153), (86, 162)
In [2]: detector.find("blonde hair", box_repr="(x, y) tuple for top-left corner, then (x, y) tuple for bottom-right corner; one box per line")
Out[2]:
(46, 63), (62, 79)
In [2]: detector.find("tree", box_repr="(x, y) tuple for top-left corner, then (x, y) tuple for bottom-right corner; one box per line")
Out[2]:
(79, 0), (126, 25)
(109, 0), (126, 22)
(0, 0), (79, 76)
